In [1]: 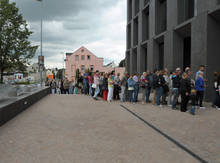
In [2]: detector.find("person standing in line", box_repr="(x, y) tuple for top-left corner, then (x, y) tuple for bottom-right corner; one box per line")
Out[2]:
(57, 80), (61, 94)
(140, 72), (148, 104)
(78, 74), (84, 94)
(99, 73), (104, 97)
(172, 68), (182, 109)
(69, 80), (74, 94)
(155, 71), (165, 107)
(83, 70), (89, 95)
(180, 73), (191, 112)
(60, 80), (64, 94)
(167, 71), (174, 107)
(113, 73), (121, 100)
(133, 73), (140, 102)
(162, 68), (169, 105)
(63, 78), (70, 94)
(93, 71), (100, 100)
(88, 72), (93, 96)
(212, 72), (219, 108)
(189, 89), (197, 115)
(120, 72), (128, 102)
(152, 70), (158, 105)
(145, 71), (152, 103)
(107, 74), (114, 102)
(127, 74), (136, 103)
(51, 79), (56, 94)
(196, 65), (205, 80)
(195, 72), (205, 109)
(102, 73), (108, 101)
(216, 74), (220, 110)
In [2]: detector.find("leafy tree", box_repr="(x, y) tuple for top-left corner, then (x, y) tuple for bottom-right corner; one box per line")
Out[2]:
(0, 0), (38, 83)
(75, 68), (80, 82)
(56, 69), (63, 80)
(119, 59), (125, 67)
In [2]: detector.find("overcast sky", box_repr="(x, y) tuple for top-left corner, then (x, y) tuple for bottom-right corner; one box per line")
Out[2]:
(11, 0), (126, 68)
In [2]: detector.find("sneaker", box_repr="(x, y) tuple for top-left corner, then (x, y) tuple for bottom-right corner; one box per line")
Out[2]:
(168, 105), (172, 107)
(159, 105), (163, 108)
(200, 106), (206, 109)
(93, 97), (98, 100)
(216, 108), (220, 111)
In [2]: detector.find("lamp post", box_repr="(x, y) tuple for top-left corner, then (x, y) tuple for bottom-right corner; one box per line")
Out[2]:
(36, 0), (43, 86)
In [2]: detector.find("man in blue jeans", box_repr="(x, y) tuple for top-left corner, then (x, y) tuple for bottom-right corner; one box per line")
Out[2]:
(172, 68), (181, 109)
(133, 73), (139, 102)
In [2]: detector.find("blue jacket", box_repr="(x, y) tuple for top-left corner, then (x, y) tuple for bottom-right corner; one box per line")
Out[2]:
(127, 78), (136, 88)
(195, 76), (204, 91)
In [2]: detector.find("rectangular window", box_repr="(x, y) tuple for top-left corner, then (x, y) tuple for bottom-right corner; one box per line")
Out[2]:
(87, 55), (90, 60)
(81, 65), (85, 73)
(81, 55), (85, 60)
(75, 55), (79, 61)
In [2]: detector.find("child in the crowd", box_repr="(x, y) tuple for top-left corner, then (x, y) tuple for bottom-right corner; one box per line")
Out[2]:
(189, 89), (197, 115)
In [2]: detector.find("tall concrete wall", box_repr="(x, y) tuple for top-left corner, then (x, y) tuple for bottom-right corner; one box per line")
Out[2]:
(126, 0), (220, 101)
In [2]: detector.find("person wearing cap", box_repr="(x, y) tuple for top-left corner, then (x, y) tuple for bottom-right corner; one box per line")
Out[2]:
(172, 68), (182, 109)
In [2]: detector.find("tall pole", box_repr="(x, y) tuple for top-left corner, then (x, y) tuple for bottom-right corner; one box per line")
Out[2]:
(40, 0), (43, 87)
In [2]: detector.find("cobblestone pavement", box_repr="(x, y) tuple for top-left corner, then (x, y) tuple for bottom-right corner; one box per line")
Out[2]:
(0, 94), (219, 163)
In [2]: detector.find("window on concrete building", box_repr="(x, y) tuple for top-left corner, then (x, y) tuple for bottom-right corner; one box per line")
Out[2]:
(75, 55), (79, 61)
(133, 17), (139, 46)
(128, 0), (132, 21)
(87, 55), (90, 60)
(142, 7), (149, 42)
(135, 0), (140, 16)
(81, 55), (85, 60)
(81, 49), (84, 53)
(90, 65), (94, 71)
(81, 65), (85, 73)
(178, 0), (195, 24)
(155, 0), (167, 35)
(127, 24), (131, 49)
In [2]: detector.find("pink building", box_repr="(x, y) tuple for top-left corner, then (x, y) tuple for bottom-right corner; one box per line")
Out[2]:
(65, 46), (125, 81)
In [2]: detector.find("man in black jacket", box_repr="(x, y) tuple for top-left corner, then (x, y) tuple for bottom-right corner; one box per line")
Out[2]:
(180, 73), (191, 112)
(172, 68), (182, 109)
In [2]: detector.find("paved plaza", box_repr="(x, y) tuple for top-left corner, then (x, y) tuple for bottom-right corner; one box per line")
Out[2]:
(0, 95), (220, 163)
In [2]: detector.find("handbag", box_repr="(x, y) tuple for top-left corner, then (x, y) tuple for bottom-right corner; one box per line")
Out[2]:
(92, 83), (97, 88)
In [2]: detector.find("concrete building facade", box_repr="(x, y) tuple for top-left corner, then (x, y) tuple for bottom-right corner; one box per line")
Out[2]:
(65, 47), (125, 81)
(126, 0), (220, 101)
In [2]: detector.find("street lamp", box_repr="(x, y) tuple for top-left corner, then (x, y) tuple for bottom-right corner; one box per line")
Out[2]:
(36, 0), (43, 87)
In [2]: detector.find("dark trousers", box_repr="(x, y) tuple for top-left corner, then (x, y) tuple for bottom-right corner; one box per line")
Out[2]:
(216, 92), (220, 108)
(196, 91), (204, 107)
(181, 93), (189, 112)
(113, 84), (120, 100)
(64, 89), (69, 94)
(129, 90), (134, 102)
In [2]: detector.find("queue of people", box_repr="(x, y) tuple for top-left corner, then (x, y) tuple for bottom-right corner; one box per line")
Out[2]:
(48, 65), (220, 115)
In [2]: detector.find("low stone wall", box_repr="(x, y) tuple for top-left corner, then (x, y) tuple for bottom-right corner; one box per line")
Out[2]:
(0, 87), (50, 126)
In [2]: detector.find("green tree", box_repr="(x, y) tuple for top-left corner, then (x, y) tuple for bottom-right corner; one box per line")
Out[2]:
(119, 59), (125, 67)
(56, 69), (63, 80)
(0, 0), (38, 83)
(75, 68), (80, 82)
